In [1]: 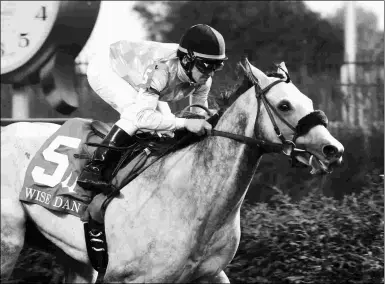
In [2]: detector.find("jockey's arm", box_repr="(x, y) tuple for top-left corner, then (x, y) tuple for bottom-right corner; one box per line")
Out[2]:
(120, 64), (187, 132)
(156, 101), (173, 116)
(86, 46), (138, 114)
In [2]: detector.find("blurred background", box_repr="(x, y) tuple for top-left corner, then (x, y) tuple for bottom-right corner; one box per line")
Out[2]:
(1, 1), (384, 283)
(2, 0), (383, 201)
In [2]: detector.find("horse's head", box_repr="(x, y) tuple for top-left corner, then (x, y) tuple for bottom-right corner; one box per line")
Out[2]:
(240, 58), (344, 174)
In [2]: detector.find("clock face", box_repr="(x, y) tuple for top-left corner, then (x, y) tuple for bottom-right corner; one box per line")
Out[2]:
(1, 1), (60, 75)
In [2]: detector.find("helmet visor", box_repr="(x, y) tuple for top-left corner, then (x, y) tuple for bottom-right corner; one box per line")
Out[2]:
(194, 58), (224, 74)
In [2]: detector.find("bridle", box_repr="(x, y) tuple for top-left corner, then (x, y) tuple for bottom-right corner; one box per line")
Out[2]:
(255, 71), (299, 157)
(89, 60), (329, 284)
(209, 58), (328, 166)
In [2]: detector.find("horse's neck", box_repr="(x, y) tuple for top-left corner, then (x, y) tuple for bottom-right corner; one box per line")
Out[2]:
(119, 88), (262, 223)
(193, 87), (262, 213)
(215, 87), (256, 135)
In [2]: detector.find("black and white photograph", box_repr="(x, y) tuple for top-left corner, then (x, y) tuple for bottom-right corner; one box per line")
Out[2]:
(1, 1), (383, 283)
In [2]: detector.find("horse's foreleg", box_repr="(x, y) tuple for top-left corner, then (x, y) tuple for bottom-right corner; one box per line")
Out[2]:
(195, 270), (230, 283)
(1, 199), (26, 280)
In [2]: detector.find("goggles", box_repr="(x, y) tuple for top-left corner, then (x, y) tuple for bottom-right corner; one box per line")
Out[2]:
(194, 58), (224, 74)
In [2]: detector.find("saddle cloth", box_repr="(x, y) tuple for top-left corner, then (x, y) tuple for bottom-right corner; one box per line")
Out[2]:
(18, 113), (217, 274)
(19, 118), (114, 218)
(19, 110), (214, 220)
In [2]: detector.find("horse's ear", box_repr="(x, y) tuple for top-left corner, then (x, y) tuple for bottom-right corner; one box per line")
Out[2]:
(249, 65), (271, 89)
(277, 62), (289, 76)
(238, 56), (271, 89)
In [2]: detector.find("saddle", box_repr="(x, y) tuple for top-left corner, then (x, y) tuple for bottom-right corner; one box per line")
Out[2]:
(82, 106), (223, 278)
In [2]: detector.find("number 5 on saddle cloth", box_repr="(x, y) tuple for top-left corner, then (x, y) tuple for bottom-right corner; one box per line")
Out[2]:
(20, 109), (217, 275)
(18, 117), (167, 272)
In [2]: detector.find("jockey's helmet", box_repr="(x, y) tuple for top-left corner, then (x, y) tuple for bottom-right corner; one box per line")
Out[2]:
(177, 24), (227, 80)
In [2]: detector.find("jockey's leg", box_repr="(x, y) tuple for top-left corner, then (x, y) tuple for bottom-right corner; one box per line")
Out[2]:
(77, 122), (136, 195)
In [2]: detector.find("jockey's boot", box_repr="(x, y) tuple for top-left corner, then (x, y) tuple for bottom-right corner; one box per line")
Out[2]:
(77, 124), (135, 195)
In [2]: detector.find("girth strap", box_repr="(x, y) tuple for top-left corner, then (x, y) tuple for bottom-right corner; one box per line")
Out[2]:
(82, 131), (204, 283)
(83, 220), (108, 283)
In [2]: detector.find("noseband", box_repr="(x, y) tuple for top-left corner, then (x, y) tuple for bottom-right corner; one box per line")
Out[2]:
(210, 62), (328, 166)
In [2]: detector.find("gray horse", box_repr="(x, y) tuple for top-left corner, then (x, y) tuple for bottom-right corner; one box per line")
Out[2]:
(1, 61), (343, 283)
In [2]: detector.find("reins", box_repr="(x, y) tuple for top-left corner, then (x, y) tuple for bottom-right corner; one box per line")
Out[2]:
(87, 59), (330, 283)
(86, 59), (329, 205)
(210, 129), (284, 152)
(180, 104), (301, 154)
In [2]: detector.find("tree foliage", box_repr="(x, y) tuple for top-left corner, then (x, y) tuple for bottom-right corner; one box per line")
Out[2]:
(133, 1), (344, 97)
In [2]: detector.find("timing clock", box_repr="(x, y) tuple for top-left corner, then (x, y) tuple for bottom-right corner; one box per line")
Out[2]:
(1, 1), (100, 84)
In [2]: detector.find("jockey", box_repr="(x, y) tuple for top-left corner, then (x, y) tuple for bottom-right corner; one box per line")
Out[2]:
(77, 24), (227, 193)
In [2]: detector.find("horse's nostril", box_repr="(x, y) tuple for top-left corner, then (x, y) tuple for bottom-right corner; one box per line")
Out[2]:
(323, 145), (339, 158)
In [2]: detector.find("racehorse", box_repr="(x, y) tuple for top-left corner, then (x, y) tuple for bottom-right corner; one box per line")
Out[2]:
(1, 59), (344, 283)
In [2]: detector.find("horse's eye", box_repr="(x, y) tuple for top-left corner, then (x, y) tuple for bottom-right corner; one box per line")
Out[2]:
(278, 101), (292, 112)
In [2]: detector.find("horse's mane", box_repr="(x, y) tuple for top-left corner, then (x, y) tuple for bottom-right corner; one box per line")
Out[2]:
(116, 66), (288, 188)
(148, 69), (285, 154)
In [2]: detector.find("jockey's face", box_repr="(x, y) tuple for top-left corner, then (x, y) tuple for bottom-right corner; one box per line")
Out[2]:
(191, 58), (224, 84)
(191, 65), (214, 84)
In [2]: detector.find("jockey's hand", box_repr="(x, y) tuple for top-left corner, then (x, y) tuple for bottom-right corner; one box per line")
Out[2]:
(184, 119), (212, 136)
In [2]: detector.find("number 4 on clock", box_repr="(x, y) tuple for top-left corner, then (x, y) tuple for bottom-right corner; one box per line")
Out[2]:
(35, 6), (47, 21)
